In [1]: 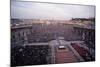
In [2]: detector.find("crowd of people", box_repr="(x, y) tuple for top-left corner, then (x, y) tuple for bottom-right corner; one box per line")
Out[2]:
(71, 43), (95, 61)
(11, 45), (50, 66)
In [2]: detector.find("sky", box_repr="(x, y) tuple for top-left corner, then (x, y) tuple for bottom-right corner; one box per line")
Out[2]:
(11, 1), (95, 20)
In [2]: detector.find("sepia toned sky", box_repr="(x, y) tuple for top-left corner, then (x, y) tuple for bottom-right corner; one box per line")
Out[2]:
(11, 0), (95, 20)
